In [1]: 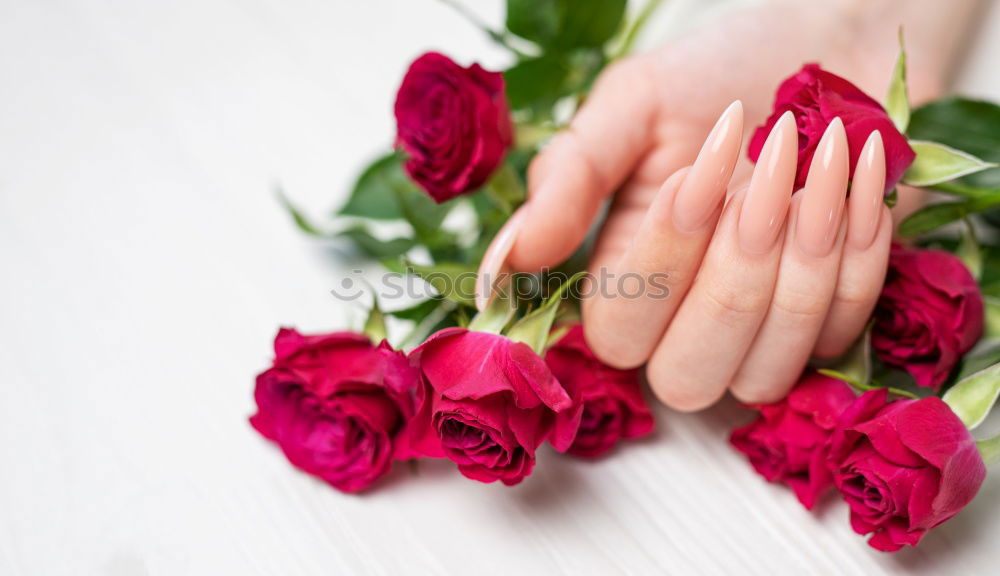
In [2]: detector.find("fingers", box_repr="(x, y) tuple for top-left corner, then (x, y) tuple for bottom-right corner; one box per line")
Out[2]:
(729, 119), (851, 403)
(814, 131), (893, 358)
(506, 58), (659, 273)
(646, 112), (798, 411)
(582, 101), (744, 369)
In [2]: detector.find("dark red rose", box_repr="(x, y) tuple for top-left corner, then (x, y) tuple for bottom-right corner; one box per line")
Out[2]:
(544, 325), (654, 458)
(250, 328), (418, 493)
(749, 63), (914, 194)
(407, 327), (581, 485)
(394, 52), (513, 202)
(730, 371), (856, 509)
(828, 390), (985, 552)
(872, 245), (983, 390)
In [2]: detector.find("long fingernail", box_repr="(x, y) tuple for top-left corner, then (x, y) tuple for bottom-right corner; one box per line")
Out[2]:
(739, 111), (797, 254)
(797, 118), (849, 257)
(848, 131), (886, 249)
(475, 207), (527, 311)
(672, 100), (744, 233)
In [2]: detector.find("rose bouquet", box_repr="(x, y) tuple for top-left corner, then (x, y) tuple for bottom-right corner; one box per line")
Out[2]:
(252, 0), (1000, 553)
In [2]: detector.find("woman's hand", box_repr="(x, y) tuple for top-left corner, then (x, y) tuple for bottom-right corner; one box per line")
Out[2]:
(476, 0), (979, 410)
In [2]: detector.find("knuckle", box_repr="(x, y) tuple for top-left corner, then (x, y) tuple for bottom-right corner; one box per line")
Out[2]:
(770, 290), (828, 321)
(701, 282), (768, 327)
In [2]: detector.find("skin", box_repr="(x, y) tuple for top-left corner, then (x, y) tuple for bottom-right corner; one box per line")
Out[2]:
(477, 0), (983, 410)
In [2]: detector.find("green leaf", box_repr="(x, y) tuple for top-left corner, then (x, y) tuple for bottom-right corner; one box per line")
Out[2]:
(385, 298), (444, 322)
(942, 362), (1000, 429)
(363, 295), (388, 344)
(339, 153), (454, 235)
(897, 196), (1000, 237)
(908, 98), (1000, 189)
(505, 0), (626, 50)
(505, 0), (559, 45)
(504, 55), (570, 111)
(338, 226), (415, 259)
(406, 261), (478, 308)
(277, 188), (330, 236)
(506, 272), (584, 354)
(339, 154), (407, 220)
(885, 29), (910, 133)
(902, 140), (997, 187)
(554, 0), (627, 50)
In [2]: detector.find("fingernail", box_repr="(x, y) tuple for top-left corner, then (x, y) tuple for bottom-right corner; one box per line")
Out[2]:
(475, 207), (527, 311)
(738, 111), (797, 254)
(672, 100), (744, 233)
(797, 118), (849, 257)
(849, 131), (886, 249)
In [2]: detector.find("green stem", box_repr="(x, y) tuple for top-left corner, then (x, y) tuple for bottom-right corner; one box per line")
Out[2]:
(436, 0), (529, 58)
(612, 0), (666, 60)
(978, 433), (1000, 466)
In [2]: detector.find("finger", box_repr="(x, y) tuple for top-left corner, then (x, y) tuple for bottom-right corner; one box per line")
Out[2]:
(729, 119), (850, 403)
(506, 58), (659, 273)
(582, 101), (744, 368)
(814, 131), (892, 358)
(646, 112), (798, 411)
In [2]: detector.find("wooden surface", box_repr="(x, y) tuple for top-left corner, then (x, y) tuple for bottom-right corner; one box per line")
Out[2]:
(3, 1), (1000, 574)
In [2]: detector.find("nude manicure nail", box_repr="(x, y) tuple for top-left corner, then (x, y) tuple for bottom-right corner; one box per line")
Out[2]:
(738, 111), (798, 254)
(797, 118), (849, 257)
(848, 131), (886, 249)
(475, 207), (527, 311)
(672, 100), (744, 233)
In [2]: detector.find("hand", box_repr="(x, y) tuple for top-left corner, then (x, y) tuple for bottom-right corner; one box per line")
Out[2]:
(476, 1), (972, 410)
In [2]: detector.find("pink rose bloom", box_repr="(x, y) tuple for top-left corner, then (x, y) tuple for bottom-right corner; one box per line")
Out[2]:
(545, 325), (654, 458)
(730, 371), (856, 509)
(873, 245), (983, 390)
(407, 327), (581, 485)
(749, 63), (914, 194)
(829, 389), (986, 552)
(394, 52), (513, 203)
(250, 329), (418, 493)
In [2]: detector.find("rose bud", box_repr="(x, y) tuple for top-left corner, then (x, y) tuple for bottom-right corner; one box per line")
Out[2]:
(250, 328), (418, 493)
(749, 63), (914, 194)
(872, 245), (983, 390)
(394, 52), (513, 203)
(544, 324), (654, 458)
(406, 327), (580, 485)
(828, 389), (986, 552)
(730, 371), (856, 509)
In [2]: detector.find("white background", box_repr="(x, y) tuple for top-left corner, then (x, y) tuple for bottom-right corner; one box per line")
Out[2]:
(3, 1), (1000, 574)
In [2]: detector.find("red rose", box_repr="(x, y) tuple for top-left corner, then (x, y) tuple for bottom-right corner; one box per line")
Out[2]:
(407, 327), (581, 485)
(749, 63), (914, 194)
(872, 245), (983, 390)
(544, 325), (654, 458)
(394, 52), (513, 203)
(250, 329), (418, 493)
(828, 390), (985, 552)
(730, 371), (856, 509)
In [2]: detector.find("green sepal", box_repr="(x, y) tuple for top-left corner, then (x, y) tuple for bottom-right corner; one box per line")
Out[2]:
(902, 140), (997, 188)
(943, 362), (1000, 429)
(885, 28), (910, 133)
(506, 272), (584, 354)
(363, 294), (388, 344)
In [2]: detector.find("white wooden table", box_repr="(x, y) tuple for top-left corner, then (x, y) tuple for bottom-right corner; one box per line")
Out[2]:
(3, 1), (1000, 574)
